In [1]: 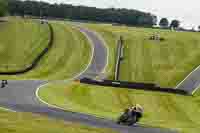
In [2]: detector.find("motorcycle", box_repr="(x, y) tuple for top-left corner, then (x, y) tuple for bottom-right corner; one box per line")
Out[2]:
(117, 108), (143, 126)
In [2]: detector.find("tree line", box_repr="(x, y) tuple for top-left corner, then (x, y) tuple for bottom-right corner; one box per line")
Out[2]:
(7, 0), (157, 27)
(0, 0), (7, 17)
(159, 18), (180, 29)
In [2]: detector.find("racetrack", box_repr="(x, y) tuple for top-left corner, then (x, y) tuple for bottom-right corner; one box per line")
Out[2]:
(176, 66), (200, 94)
(75, 25), (107, 79)
(0, 24), (176, 133)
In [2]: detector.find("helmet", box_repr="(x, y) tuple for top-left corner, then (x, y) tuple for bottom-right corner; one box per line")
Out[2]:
(135, 104), (144, 113)
(132, 106), (136, 110)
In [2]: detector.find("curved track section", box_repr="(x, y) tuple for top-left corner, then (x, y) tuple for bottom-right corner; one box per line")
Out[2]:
(75, 26), (107, 79)
(0, 81), (176, 133)
(0, 25), (176, 133)
(176, 66), (200, 94)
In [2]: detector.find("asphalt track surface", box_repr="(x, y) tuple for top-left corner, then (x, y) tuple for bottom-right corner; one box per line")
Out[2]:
(75, 25), (107, 79)
(176, 66), (200, 94)
(0, 25), (176, 133)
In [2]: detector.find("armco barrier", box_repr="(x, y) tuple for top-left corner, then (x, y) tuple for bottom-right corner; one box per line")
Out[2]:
(0, 22), (54, 75)
(114, 36), (124, 80)
(80, 78), (188, 95)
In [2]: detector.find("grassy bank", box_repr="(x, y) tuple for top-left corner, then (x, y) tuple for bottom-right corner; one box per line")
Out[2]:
(0, 109), (117, 133)
(39, 82), (200, 133)
(0, 17), (50, 72)
(118, 27), (200, 87)
(0, 21), (91, 80)
(87, 24), (200, 87)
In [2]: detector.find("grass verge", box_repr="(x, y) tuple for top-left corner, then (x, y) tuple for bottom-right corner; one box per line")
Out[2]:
(0, 108), (117, 133)
(0, 17), (50, 72)
(39, 82), (200, 133)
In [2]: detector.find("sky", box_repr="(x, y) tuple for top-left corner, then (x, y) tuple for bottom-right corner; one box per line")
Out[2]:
(33, 0), (200, 29)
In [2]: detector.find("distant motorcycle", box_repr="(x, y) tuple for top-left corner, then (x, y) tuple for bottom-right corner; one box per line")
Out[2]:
(1, 80), (8, 88)
(117, 105), (143, 126)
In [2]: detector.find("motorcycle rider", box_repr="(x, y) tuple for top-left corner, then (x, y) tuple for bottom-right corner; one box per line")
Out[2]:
(1, 80), (8, 88)
(124, 104), (144, 120)
(117, 104), (144, 125)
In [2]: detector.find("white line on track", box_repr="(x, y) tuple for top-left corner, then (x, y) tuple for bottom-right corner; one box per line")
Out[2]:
(87, 29), (109, 74)
(192, 83), (200, 95)
(35, 83), (68, 110)
(175, 64), (200, 94)
(71, 23), (109, 76)
(0, 106), (16, 112)
(175, 65), (200, 88)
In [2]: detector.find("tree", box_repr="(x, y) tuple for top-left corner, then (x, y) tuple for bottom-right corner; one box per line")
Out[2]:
(159, 18), (169, 28)
(198, 25), (200, 31)
(170, 20), (180, 29)
(0, 0), (7, 16)
(7, 0), (157, 27)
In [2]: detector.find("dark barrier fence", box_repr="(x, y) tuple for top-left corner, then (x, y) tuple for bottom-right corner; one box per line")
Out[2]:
(80, 78), (188, 95)
(0, 22), (54, 75)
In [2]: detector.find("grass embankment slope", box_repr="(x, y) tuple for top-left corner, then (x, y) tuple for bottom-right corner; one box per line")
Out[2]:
(0, 21), (91, 80)
(0, 109), (117, 133)
(0, 17), (50, 72)
(114, 26), (200, 87)
(86, 24), (200, 88)
(39, 82), (200, 133)
(39, 24), (200, 133)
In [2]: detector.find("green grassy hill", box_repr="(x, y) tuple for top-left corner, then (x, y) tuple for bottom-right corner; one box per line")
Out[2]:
(118, 27), (200, 87)
(86, 24), (200, 87)
(0, 17), (50, 72)
(0, 20), (91, 80)
(0, 109), (116, 133)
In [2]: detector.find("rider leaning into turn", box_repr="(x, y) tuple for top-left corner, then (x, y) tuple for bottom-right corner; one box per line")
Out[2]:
(117, 104), (144, 125)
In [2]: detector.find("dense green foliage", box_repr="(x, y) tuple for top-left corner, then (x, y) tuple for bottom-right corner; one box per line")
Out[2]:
(8, 0), (157, 26)
(0, 0), (7, 16)
(159, 18), (169, 27)
(170, 20), (180, 28)
(0, 109), (116, 133)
